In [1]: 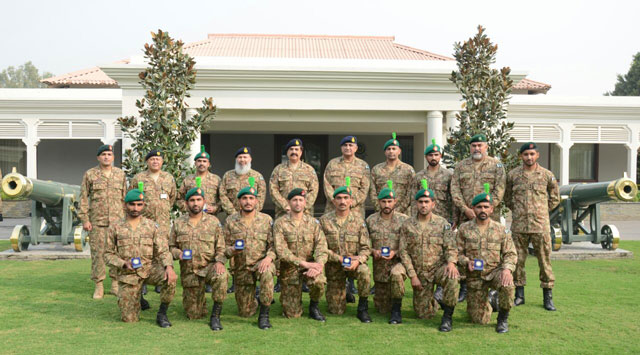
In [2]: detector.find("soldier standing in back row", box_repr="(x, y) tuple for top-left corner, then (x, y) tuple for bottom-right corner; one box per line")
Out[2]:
(219, 147), (267, 216)
(177, 145), (221, 216)
(413, 139), (455, 223)
(450, 134), (506, 301)
(505, 142), (560, 311)
(324, 136), (371, 217)
(79, 144), (127, 299)
(369, 133), (415, 215)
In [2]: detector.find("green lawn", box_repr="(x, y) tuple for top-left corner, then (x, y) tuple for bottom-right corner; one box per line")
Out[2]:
(0, 242), (638, 354)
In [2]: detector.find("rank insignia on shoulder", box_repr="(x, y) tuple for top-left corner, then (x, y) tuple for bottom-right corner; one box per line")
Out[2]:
(131, 257), (142, 269)
(219, 223), (223, 227)
(315, 219), (320, 224)
(259, 176), (264, 180)
(366, 165), (370, 170)
(497, 163), (503, 168)
(362, 223), (367, 227)
(505, 229), (511, 234)
(445, 224), (451, 230)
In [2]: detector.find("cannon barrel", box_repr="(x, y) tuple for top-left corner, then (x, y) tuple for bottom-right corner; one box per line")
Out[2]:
(559, 177), (637, 208)
(1, 171), (81, 206)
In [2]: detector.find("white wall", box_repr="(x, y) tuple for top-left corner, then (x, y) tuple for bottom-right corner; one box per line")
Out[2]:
(598, 144), (628, 181)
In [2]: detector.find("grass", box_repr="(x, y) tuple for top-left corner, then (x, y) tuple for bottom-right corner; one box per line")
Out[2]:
(0, 242), (639, 354)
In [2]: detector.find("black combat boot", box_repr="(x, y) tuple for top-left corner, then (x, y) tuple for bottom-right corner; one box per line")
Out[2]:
(140, 295), (150, 311)
(439, 305), (455, 332)
(514, 286), (525, 306)
(357, 297), (372, 323)
(274, 278), (281, 293)
(388, 298), (402, 325)
(227, 276), (235, 294)
(301, 282), (309, 293)
(370, 285), (376, 295)
(434, 285), (444, 308)
(258, 304), (272, 329)
(142, 284), (148, 295)
(543, 288), (556, 311)
(308, 300), (326, 322)
(346, 279), (356, 303)
(155, 285), (162, 293)
(489, 290), (499, 312)
(496, 309), (509, 333)
(156, 303), (171, 328)
(210, 302), (223, 331)
(205, 284), (213, 293)
(458, 281), (467, 302)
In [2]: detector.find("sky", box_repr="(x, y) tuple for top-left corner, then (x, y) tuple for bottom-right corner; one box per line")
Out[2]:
(1, 0), (638, 96)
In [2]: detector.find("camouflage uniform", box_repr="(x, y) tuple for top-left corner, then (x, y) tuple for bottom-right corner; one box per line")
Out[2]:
(177, 172), (221, 215)
(319, 211), (371, 315)
(366, 211), (409, 313)
(457, 219), (517, 324)
(270, 161), (319, 218)
(219, 169), (267, 215)
(104, 217), (176, 322)
(223, 212), (276, 317)
(273, 214), (328, 318)
(130, 170), (176, 238)
(323, 156), (371, 217)
(169, 214), (228, 319)
(451, 157), (506, 224)
(398, 215), (458, 319)
(79, 166), (127, 283)
(506, 164), (560, 289)
(413, 166), (455, 222)
(369, 161), (415, 215)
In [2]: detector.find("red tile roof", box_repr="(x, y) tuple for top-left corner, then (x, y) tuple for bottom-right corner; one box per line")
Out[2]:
(42, 34), (550, 92)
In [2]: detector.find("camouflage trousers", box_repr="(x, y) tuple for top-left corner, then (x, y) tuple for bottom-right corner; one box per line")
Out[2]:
(279, 263), (326, 318)
(411, 265), (459, 319)
(325, 261), (371, 315)
(466, 270), (515, 324)
(117, 263), (176, 323)
(512, 232), (555, 289)
(233, 263), (275, 317)
(373, 263), (407, 314)
(181, 264), (228, 320)
(89, 226), (116, 283)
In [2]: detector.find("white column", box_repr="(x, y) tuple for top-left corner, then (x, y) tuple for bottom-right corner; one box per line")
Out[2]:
(21, 119), (39, 179)
(557, 143), (573, 186)
(185, 108), (201, 161)
(445, 111), (459, 138)
(101, 120), (117, 145)
(426, 111), (444, 147)
(624, 144), (639, 183)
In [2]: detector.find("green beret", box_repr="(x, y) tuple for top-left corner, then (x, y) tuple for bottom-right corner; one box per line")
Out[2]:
(97, 144), (113, 156)
(470, 134), (487, 144)
(471, 193), (493, 206)
(424, 143), (442, 155)
(125, 189), (145, 203)
(383, 139), (400, 151)
(333, 186), (352, 198)
(519, 142), (537, 154)
(415, 188), (435, 201)
(185, 187), (205, 201)
(287, 188), (306, 200)
(237, 186), (258, 199)
(377, 188), (396, 200)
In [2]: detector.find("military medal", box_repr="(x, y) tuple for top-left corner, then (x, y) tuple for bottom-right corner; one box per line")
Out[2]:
(342, 256), (352, 267)
(182, 249), (192, 260)
(381, 247), (390, 257)
(131, 257), (142, 269)
(235, 239), (245, 250)
(473, 259), (484, 271)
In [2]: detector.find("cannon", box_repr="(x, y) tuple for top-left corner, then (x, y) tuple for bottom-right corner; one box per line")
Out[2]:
(1, 168), (88, 252)
(549, 176), (638, 251)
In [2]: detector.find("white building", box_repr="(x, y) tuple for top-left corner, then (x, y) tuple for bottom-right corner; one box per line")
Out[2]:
(1, 34), (638, 212)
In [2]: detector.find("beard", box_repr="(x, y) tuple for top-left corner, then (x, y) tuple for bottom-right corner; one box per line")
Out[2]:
(382, 207), (394, 215)
(189, 205), (203, 214)
(235, 162), (251, 175)
(477, 212), (488, 221)
(428, 159), (439, 167)
(472, 153), (483, 161)
(241, 204), (255, 213)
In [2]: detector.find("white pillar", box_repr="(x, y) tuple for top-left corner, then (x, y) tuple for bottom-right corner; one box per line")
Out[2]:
(22, 139), (39, 179)
(625, 143), (639, 183)
(426, 111), (444, 147)
(445, 111), (459, 137)
(557, 143), (573, 186)
(101, 120), (118, 145)
(185, 108), (201, 161)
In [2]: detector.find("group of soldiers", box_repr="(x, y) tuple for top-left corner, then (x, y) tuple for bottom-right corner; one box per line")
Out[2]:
(80, 132), (559, 334)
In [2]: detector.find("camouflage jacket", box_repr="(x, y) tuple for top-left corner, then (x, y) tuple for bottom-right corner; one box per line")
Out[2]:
(270, 161), (319, 217)
(273, 214), (328, 267)
(168, 213), (225, 277)
(505, 164), (560, 234)
(366, 211), (409, 282)
(399, 215), (456, 281)
(78, 166), (127, 227)
(219, 169), (267, 215)
(176, 172), (221, 215)
(369, 161), (415, 215)
(129, 170), (176, 229)
(456, 219), (517, 280)
(104, 217), (173, 283)
(223, 212), (275, 270)
(413, 165), (455, 222)
(451, 156), (506, 222)
(323, 156), (371, 214)
(319, 211), (371, 264)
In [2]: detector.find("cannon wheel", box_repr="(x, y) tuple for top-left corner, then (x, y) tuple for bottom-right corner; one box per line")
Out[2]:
(551, 225), (563, 251)
(73, 226), (88, 252)
(10, 225), (30, 252)
(601, 224), (620, 251)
